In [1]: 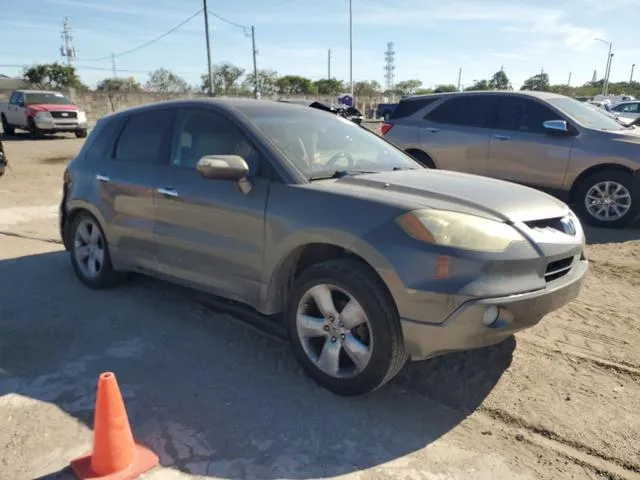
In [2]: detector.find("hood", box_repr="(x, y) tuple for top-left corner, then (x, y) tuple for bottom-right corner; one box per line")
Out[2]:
(324, 169), (570, 223)
(26, 104), (79, 113)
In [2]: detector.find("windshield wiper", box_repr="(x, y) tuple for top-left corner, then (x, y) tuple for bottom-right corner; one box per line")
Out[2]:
(308, 169), (379, 181)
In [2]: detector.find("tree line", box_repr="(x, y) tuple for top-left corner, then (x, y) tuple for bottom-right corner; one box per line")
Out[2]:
(17, 62), (640, 99)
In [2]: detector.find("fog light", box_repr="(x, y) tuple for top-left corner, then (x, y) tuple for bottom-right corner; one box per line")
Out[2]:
(482, 306), (499, 326)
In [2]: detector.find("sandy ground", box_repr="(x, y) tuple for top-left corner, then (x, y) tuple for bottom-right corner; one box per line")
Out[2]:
(1, 131), (639, 480)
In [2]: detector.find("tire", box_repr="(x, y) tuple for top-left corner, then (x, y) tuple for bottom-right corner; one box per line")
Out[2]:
(75, 129), (88, 138)
(28, 118), (41, 139)
(573, 170), (640, 228)
(1, 115), (14, 136)
(406, 150), (435, 168)
(69, 212), (127, 288)
(286, 258), (407, 396)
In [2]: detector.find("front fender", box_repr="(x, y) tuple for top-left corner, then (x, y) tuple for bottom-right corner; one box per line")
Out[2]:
(259, 226), (407, 315)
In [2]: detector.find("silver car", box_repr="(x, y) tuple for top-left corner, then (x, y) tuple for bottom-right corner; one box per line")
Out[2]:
(383, 91), (640, 228)
(60, 99), (588, 396)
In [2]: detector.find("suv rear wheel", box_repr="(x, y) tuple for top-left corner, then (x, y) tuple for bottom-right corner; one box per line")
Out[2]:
(69, 213), (127, 288)
(286, 258), (407, 396)
(574, 170), (640, 228)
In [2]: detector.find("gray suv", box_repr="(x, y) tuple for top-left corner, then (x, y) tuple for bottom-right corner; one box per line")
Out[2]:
(60, 98), (588, 396)
(383, 91), (640, 228)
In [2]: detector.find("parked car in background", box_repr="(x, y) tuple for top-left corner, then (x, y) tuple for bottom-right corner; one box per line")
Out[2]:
(609, 100), (640, 124)
(0, 89), (88, 139)
(383, 91), (640, 228)
(59, 98), (587, 396)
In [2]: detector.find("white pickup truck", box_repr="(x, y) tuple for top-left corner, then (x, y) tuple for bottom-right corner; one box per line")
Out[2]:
(0, 89), (88, 138)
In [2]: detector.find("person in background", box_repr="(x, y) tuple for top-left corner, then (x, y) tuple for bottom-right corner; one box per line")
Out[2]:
(0, 138), (7, 177)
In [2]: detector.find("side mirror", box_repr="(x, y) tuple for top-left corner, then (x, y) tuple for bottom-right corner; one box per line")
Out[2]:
(18, 101), (25, 107)
(196, 155), (249, 180)
(543, 120), (570, 134)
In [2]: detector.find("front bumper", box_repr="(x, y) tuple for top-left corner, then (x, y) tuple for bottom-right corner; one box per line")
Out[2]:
(34, 117), (87, 132)
(401, 257), (588, 360)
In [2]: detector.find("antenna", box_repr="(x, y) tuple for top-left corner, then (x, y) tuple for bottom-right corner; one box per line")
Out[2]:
(60, 17), (77, 65)
(384, 42), (395, 91)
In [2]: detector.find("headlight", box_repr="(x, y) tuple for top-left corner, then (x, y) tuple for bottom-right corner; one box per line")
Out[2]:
(35, 112), (52, 120)
(396, 209), (526, 253)
(77, 110), (87, 123)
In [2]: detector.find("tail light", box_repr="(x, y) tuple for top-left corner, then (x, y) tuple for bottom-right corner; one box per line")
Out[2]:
(380, 122), (393, 135)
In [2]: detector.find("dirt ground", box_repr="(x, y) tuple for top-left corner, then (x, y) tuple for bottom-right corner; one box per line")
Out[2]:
(1, 131), (639, 480)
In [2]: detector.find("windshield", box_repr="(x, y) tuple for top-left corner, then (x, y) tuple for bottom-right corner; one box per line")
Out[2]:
(547, 97), (627, 131)
(24, 92), (73, 106)
(238, 105), (421, 179)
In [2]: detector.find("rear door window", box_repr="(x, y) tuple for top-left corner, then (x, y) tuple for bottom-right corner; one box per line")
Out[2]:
(425, 95), (497, 128)
(85, 118), (126, 160)
(114, 109), (174, 164)
(390, 97), (440, 120)
(494, 97), (562, 134)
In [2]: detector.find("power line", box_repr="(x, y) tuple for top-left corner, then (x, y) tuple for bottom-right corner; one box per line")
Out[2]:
(206, 9), (250, 36)
(75, 9), (203, 62)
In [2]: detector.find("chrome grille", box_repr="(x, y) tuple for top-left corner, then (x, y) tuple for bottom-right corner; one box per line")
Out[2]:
(50, 111), (78, 119)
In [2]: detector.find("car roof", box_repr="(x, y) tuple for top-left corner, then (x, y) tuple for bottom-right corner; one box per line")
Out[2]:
(399, 90), (567, 102)
(99, 97), (317, 122)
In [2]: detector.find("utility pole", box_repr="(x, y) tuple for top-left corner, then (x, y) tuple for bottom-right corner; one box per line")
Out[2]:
(457, 67), (462, 91)
(605, 53), (614, 96)
(596, 38), (612, 95)
(251, 25), (258, 99)
(203, 0), (213, 97)
(327, 49), (332, 80)
(59, 17), (77, 65)
(111, 53), (117, 78)
(349, 0), (353, 96)
(631, 64), (635, 84)
(568, 72), (571, 86)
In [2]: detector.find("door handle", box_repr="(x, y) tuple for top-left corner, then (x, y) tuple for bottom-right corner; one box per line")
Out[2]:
(424, 127), (440, 133)
(95, 174), (110, 182)
(493, 134), (511, 141)
(157, 187), (179, 197)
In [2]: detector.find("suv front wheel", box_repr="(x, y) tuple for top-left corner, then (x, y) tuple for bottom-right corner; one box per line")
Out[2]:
(574, 170), (640, 228)
(286, 258), (407, 396)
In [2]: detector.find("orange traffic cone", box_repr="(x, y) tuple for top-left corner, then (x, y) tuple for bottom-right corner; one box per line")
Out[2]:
(70, 372), (159, 480)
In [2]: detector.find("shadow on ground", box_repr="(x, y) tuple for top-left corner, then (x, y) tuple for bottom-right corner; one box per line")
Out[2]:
(1, 131), (71, 142)
(583, 221), (640, 245)
(0, 250), (514, 479)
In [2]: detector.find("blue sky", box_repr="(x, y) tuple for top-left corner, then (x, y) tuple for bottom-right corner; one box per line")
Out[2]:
(0, 0), (637, 90)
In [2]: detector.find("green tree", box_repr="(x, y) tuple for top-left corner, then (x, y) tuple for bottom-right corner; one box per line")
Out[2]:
(433, 84), (458, 93)
(210, 63), (245, 95)
(521, 73), (550, 92)
(22, 62), (86, 90)
(313, 78), (345, 95)
(465, 79), (491, 91)
(244, 69), (278, 96)
(489, 70), (511, 90)
(353, 80), (381, 97)
(146, 68), (190, 93)
(394, 79), (423, 95)
(414, 88), (433, 95)
(276, 75), (314, 94)
(96, 77), (141, 92)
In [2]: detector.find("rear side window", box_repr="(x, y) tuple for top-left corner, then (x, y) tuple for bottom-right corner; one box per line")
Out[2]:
(494, 97), (561, 134)
(114, 109), (174, 164)
(425, 95), (497, 128)
(84, 117), (125, 160)
(390, 97), (439, 120)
